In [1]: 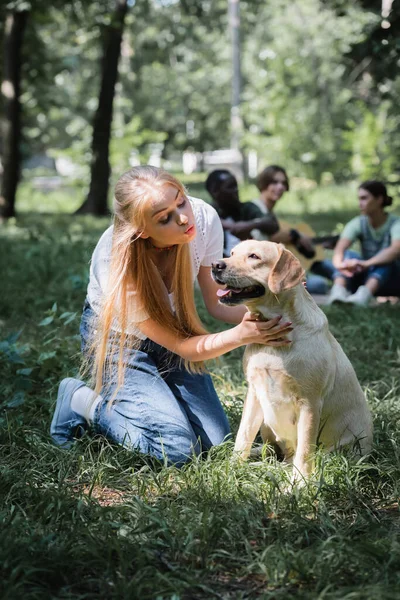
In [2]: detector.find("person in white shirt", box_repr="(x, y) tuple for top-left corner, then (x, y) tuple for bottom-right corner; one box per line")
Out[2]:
(50, 166), (293, 466)
(253, 165), (333, 294)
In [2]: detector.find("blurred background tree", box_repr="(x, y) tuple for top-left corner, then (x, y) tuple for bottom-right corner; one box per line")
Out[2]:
(0, 0), (399, 217)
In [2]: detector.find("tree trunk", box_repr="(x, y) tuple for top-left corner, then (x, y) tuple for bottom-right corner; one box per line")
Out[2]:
(0, 10), (29, 220)
(76, 0), (129, 215)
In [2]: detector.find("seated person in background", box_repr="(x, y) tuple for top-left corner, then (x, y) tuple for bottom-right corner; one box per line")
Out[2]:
(205, 169), (279, 256)
(253, 165), (333, 294)
(328, 180), (400, 306)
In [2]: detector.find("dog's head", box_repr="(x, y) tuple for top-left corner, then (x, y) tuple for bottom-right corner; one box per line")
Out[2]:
(211, 240), (305, 305)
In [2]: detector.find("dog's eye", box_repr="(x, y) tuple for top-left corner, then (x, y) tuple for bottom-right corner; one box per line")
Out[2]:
(248, 253), (260, 260)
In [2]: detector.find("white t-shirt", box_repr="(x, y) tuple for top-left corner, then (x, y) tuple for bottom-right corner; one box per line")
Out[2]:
(249, 198), (271, 241)
(86, 196), (223, 338)
(222, 217), (241, 255)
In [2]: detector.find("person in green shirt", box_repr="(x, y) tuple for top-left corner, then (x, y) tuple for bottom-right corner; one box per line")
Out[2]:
(328, 180), (400, 306)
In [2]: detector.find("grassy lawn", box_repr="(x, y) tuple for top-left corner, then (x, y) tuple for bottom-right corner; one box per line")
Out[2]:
(1, 187), (400, 599)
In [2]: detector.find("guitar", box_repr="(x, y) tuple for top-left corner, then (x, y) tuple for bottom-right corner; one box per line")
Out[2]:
(279, 220), (339, 271)
(224, 218), (339, 270)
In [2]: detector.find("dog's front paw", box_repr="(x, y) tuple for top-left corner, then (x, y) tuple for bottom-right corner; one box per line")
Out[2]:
(292, 460), (313, 486)
(291, 472), (307, 488)
(233, 442), (253, 461)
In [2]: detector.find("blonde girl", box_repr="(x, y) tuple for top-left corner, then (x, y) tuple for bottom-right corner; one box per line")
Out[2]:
(50, 166), (292, 465)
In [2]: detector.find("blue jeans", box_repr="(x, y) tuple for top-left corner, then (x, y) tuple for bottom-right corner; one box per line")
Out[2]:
(305, 260), (337, 294)
(80, 301), (231, 466)
(327, 251), (400, 295)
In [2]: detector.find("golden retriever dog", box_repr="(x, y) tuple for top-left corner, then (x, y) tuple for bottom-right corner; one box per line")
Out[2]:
(211, 240), (373, 480)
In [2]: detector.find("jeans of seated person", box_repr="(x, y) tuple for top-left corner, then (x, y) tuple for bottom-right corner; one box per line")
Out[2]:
(79, 300), (231, 466)
(327, 250), (400, 296)
(306, 259), (338, 294)
(305, 273), (330, 295)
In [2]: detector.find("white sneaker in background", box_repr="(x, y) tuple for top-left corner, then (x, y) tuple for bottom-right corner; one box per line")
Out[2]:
(345, 285), (373, 307)
(327, 283), (351, 304)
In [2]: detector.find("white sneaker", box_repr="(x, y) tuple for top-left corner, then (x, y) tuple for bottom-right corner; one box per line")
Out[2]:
(346, 285), (373, 307)
(327, 283), (351, 304)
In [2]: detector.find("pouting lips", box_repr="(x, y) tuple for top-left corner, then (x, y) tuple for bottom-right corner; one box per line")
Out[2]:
(216, 284), (265, 303)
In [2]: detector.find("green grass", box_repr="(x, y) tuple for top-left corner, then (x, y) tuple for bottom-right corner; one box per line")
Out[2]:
(1, 195), (400, 599)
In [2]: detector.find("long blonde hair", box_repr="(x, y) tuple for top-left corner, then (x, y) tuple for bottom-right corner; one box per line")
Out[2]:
(89, 166), (208, 397)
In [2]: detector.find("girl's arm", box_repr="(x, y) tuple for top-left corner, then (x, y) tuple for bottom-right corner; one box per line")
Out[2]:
(138, 312), (292, 362)
(332, 237), (352, 268)
(197, 266), (247, 324)
(360, 240), (400, 268)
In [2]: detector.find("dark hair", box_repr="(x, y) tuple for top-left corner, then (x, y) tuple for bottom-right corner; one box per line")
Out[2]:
(205, 169), (237, 197)
(256, 165), (289, 192)
(359, 180), (393, 207)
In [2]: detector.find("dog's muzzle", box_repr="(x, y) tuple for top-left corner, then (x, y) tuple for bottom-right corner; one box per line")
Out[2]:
(211, 261), (265, 305)
(211, 260), (227, 285)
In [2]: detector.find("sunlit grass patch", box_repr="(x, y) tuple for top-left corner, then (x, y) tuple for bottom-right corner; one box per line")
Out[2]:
(1, 208), (400, 599)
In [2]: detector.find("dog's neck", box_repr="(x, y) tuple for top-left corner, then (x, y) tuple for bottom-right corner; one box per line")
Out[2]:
(246, 284), (327, 331)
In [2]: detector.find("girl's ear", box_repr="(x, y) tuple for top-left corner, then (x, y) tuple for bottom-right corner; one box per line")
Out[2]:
(138, 230), (149, 239)
(268, 244), (305, 294)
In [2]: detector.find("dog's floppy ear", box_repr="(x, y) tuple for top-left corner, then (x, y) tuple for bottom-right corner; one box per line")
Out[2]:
(268, 244), (305, 294)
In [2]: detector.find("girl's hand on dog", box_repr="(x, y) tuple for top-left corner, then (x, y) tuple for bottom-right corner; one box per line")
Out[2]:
(237, 312), (293, 347)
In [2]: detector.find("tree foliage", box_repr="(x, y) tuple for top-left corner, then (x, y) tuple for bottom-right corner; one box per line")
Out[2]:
(1, 0), (400, 215)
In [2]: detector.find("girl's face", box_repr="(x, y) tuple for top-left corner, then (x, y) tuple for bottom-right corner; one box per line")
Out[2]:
(141, 184), (196, 248)
(262, 171), (288, 210)
(358, 188), (383, 216)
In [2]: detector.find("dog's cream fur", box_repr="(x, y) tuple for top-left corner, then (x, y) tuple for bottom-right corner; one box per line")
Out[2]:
(212, 240), (373, 479)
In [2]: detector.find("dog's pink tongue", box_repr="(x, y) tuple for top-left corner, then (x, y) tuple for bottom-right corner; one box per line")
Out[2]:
(217, 288), (231, 298)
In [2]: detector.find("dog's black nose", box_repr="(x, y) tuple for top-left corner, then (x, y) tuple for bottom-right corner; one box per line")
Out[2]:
(212, 260), (226, 271)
